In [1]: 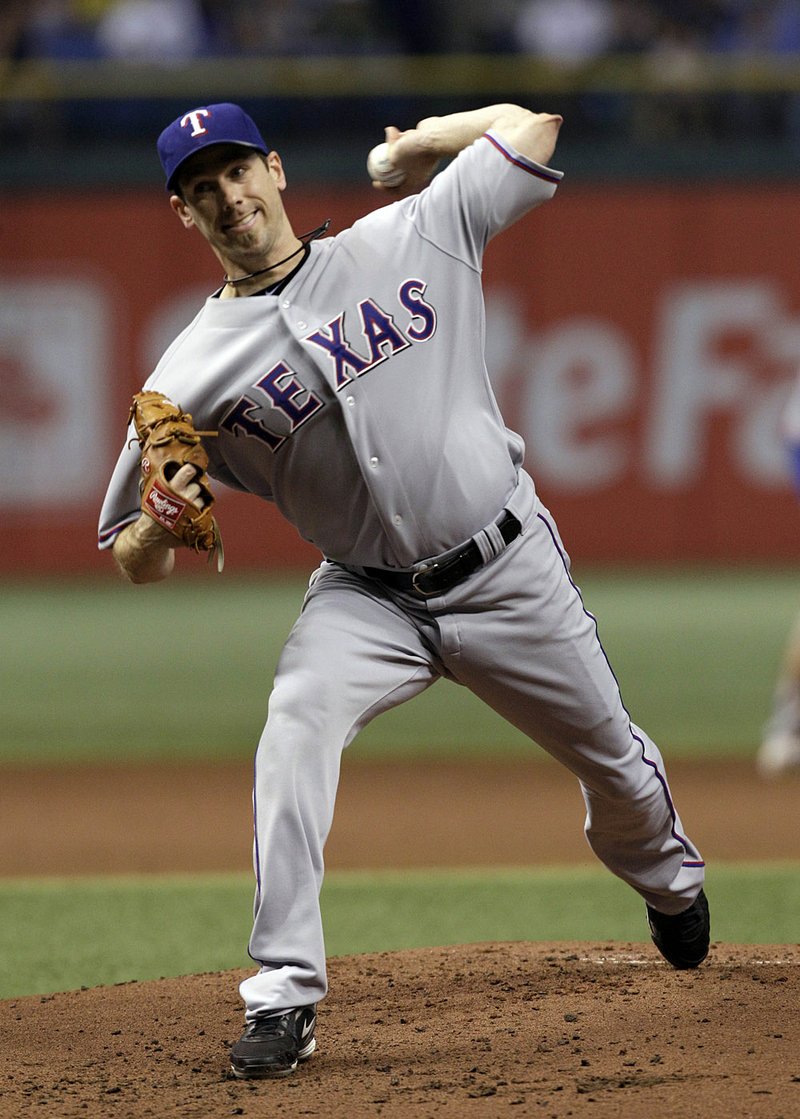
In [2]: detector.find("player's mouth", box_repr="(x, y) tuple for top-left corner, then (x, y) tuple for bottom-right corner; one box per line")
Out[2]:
(222, 210), (259, 235)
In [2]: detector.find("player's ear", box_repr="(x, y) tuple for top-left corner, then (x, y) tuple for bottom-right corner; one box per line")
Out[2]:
(170, 193), (195, 229)
(266, 151), (287, 191)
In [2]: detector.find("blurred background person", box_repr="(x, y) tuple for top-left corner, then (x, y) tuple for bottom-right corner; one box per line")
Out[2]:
(95, 0), (210, 62)
(757, 369), (800, 779)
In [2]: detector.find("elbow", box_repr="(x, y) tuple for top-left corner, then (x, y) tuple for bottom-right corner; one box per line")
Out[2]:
(114, 554), (172, 585)
(112, 554), (146, 584)
(126, 566), (167, 585)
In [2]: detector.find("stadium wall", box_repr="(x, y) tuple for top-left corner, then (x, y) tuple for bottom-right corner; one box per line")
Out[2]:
(2, 181), (799, 575)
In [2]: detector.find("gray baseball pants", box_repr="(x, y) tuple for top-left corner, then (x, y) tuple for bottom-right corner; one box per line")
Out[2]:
(239, 490), (705, 1018)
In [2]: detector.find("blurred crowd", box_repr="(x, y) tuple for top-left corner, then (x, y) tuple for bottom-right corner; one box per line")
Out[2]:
(2, 0), (800, 154)
(2, 0), (799, 64)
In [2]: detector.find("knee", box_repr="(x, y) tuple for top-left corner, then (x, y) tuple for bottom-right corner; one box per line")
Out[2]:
(256, 680), (344, 779)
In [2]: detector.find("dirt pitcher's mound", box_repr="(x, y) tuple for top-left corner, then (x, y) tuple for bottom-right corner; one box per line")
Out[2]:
(2, 942), (799, 1119)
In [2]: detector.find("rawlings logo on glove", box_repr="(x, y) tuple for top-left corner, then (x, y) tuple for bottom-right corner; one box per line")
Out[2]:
(144, 481), (187, 528)
(128, 390), (224, 571)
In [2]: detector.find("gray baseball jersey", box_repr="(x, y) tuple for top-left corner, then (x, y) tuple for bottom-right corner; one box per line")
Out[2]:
(99, 131), (558, 561)
(99, 130), (705, 1021)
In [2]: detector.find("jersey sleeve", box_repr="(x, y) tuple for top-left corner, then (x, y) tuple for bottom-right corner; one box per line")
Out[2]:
(97, 310), (209, 551)
(405, 128), (563, 268)
(97, 423), (143, 550)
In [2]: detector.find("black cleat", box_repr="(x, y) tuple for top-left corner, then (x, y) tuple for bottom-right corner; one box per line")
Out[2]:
(230, 1005), (317, 1079)
(647, 888), (710, 969)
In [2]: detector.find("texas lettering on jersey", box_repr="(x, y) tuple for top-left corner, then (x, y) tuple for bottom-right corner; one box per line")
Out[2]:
(221, 279), (437, 451)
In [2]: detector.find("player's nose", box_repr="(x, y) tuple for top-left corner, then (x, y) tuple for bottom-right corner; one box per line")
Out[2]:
(219, 180), (245, 209)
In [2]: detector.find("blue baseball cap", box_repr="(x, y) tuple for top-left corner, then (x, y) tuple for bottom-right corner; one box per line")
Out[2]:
(157, 102), (271, 192)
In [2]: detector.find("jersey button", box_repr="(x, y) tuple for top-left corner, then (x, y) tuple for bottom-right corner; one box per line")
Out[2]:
(369, 456), (379, 468)
(281, 300), (290, 308)
(346, 395), (355, 406)
(392, 514), (402, 525)
(296, 320), (307, 330)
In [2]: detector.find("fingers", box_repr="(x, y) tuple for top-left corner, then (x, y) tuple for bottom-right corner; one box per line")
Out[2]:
(169, 462), (206, 506)
(372, 124), (439, 197)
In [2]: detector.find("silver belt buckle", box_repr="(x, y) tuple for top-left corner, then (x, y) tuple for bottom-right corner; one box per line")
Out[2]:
(411, 562), (439, 596)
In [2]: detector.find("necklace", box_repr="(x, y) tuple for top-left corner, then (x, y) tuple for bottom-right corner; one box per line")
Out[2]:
(223, 219), (331, 287)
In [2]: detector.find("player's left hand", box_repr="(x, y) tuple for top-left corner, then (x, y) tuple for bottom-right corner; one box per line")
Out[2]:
(168, 462), (209, 509)
(129, 391), (224, 570)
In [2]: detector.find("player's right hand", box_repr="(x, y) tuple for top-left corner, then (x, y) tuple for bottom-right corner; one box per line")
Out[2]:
(379, 126), (441, 195)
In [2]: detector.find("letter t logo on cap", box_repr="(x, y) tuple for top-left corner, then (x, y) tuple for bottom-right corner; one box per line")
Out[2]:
(181, 109), (211, 137)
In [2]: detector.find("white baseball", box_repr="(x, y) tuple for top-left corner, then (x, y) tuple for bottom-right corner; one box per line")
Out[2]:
(366, 142), (406, 187)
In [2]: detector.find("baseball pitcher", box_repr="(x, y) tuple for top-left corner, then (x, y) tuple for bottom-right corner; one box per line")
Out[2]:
(98, 101), (709, 1079)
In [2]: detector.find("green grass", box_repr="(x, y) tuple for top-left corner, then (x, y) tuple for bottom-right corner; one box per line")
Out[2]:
(0, 863), (797, 1000)
(2, 572), (793, 1004)
(0, 568), (796, 764)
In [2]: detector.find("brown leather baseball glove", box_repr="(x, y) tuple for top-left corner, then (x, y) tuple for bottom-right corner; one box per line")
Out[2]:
(128, 390), (224, 571)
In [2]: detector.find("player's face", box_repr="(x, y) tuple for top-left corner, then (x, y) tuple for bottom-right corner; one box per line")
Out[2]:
(170, 146), (292, 272)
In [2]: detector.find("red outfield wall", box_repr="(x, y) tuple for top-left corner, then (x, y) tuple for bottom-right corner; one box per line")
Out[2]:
(2, 182), (800, 575)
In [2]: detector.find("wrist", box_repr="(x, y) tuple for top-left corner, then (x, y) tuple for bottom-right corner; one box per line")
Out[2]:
(112, 514), (176, 584)
(134, 512), (175, 549)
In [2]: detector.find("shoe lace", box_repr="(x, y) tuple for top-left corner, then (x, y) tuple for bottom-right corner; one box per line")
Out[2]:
(247, 1012), (289, 1040)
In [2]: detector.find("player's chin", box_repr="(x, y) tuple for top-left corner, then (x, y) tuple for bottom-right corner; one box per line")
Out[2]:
(227, 230), (273, 265)
(221, 230), (257, 254)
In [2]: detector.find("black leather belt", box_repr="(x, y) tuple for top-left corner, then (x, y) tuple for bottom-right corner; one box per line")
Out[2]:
(364, 511), (521, 598)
